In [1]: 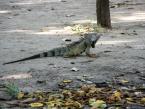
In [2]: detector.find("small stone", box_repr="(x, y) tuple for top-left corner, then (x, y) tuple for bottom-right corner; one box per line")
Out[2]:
(13, 13), (19, 16)
(71, 67), (79, 72)
(120, 32), (125, 35)
(135, 70), (141, 74)
(110, 5), (116, 8)
(59, 0), (67, 2)
(36, 80), (46, 84)
(62, 38), (71, 42)
(65, 14), (75, 17)
(8, 17), (13, 19)
(70, 62), (75, 64)
(20, 49), (25, 52)
(133, 33), (138, 35)
(27, 9), (32, 11)
(86, 81), (93, 84)
(48, 63), (54, 65)
(12, 5), (17, 8)
(51, 7), (55, 10)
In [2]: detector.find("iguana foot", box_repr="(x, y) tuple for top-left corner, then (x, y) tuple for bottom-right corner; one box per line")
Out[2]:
(87, 54), (97, 58)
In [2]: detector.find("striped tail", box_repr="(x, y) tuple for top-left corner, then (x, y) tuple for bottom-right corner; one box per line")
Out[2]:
(3, 52), (48, 65)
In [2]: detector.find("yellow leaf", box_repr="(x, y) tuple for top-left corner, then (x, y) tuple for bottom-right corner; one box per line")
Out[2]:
(38, 95), (43, 100)
(89, 98), (96, 106)
(30, 102), (43, 107)
(76, 90), (85, 97)
(141, 98), (145, 103)
(62, 90), (72, 96)
(45, 99), (62, 107)
(126, 98), (133, 101)
(63, 80), (72, 83)
(45, 101), (55, 107)
(90, 99), (107, 109)
(121, 80), (129, 83)
(114, 91), (121, 97)
(74, 101), (82, 108)
(109, 91), (122, 102)
(127, 101), (135, 104)
(17, 92), (24, 99)
(96, 100), (105, 103)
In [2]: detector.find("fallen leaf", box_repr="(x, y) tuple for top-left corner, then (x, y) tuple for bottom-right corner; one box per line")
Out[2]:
(17, 92), (24, 99)
(45, 99), (62, 107)
(63, 80), (72, 83)
(126, 98), (133, 102)
(89, 98), (96, 106)
(109, 91), (122, 102)
(30, 102), (43, 107)
(121, 80), (129, 83)
(21, 98), (37, 103)
(141, 98), (145, 103)
(114, 91), (121, 97)
(89, 99), (107, 109)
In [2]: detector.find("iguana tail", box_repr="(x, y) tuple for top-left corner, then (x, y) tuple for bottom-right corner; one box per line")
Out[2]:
(3, 52), (48, 65)
(3, 47), (67, 65)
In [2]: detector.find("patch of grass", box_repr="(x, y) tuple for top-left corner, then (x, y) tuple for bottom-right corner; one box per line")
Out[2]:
(5, 82), (20, 98)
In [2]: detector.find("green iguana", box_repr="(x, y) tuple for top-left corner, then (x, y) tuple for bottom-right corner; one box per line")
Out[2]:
(3, 33), (101, 65)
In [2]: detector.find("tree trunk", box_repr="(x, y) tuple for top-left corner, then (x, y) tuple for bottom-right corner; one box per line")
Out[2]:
(96, 0), (111, 29)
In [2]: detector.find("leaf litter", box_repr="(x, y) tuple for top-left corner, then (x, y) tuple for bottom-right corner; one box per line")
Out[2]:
(71, 23), (107, 35)
(0, 80), (145, 109)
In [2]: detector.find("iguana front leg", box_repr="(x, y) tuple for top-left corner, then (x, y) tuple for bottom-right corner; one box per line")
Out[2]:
(85, 46), (97, 58)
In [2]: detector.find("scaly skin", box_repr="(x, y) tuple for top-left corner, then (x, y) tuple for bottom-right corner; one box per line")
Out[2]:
(3, 32), (101, 65)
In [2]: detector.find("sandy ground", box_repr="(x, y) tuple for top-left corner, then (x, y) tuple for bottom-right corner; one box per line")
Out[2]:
(0, 0), (145, 92)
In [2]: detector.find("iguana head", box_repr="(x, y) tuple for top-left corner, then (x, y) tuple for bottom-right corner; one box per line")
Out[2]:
(84, 32), (101, 48)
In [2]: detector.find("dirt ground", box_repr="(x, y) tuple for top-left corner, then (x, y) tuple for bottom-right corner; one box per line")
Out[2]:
(0, 0), (145, 93)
